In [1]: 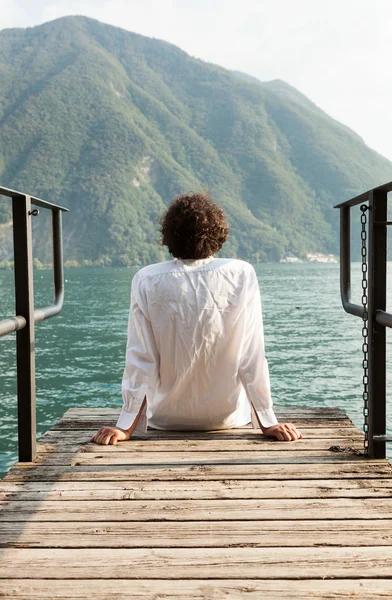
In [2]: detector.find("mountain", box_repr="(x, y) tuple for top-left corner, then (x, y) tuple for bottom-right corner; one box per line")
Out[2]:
(0, 16), (390, 266)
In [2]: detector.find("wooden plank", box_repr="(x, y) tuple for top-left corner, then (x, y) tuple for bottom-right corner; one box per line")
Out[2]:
(38, 426), (364, 441)
(65, 404), (348, 411)
(4, 461), (391, 481)
(2, 498), (392, 521)
(51, 418), (355, 430)
(28, 450), (365, 467)
(36, 436), (364, 454)
(1, 547), (392, 579)
(1, 519), (392, 548)
(2, 579), (392, 599)
(56, 411), (350, 423)
(61, 406), (348, 418)
(2, 478), (391, 501)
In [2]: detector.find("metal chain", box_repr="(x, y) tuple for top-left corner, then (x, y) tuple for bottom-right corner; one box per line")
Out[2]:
(360, 204), (369, 456)
(328, 204), (369, 457)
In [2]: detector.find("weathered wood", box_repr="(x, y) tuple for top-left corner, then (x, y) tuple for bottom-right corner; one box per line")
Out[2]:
(2, 498), (392, 521)
(1, 404), (392, 595)
(36, 436), (364, 454)
(1, 478), (391, 501)
(4, 461), (391, 482)
(27, 449), (366, 467)
(62, 406), (348, 417)
(52, 418), (355, 430)
(38, 426), (364, 441)
(1, 519), (392, 548)
(2, 578), (392, 599)
(1, 547), (392, 579)
(56, 412), (349, 424)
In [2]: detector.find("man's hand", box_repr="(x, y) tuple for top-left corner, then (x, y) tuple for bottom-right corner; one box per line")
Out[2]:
(261, 422), (303, 441)
(90, 426), (131, 445)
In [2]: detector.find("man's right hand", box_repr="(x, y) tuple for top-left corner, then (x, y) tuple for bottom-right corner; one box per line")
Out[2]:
(90, 426), (131, 445)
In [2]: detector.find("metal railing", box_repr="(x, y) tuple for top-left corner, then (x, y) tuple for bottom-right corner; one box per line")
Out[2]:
(0, 186), (68, 461)
(335, 181), (392, 459)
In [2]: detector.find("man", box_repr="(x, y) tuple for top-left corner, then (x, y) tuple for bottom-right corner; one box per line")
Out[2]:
(91, 192), (302, 445)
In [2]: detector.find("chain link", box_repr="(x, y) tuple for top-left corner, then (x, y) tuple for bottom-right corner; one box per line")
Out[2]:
(328, 204), (369, 458)
(360, 204), (369, 456)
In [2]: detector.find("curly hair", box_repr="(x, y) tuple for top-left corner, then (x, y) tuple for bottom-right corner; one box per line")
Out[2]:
(159, 192), (230, 259)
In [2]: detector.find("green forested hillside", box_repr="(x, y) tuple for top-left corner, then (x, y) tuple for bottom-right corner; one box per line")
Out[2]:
(0, 16), (391, 265)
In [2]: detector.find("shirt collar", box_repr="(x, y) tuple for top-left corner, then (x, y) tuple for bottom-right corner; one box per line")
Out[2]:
(174, 256), (215, 267)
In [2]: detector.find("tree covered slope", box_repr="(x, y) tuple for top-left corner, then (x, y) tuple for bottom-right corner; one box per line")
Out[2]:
(0, 16), (390, 265)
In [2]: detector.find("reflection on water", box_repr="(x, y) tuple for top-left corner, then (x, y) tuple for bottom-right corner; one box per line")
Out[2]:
(1, 263), (392, 476)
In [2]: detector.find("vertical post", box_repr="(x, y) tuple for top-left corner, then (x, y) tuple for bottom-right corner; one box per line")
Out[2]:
(12, 195), (36, 462)
(367, 189), (387, 459)
(52, 209), (64, 307)
(340, 206), (350, 306)
(339, 205), (360, 314)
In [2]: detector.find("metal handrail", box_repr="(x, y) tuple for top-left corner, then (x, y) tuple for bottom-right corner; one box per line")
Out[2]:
(0, 188), (68, 336)
(337, 204), (364, 319)
(335, 181), (392, 209)
(335, 181), (392, 459)
(0, 186), (68, 461)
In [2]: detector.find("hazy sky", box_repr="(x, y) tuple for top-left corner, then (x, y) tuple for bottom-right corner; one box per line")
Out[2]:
(2, 0), (392, 162)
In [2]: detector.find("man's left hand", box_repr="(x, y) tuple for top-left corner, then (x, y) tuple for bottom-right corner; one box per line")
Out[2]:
(262, 422), (303, 441)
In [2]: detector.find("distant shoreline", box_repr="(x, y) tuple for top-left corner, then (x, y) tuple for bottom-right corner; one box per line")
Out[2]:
(280, 252), (338, 264)
(0, 256), (340, 270)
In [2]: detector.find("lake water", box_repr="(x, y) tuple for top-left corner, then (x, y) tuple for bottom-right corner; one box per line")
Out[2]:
(1, 262), (392, 478)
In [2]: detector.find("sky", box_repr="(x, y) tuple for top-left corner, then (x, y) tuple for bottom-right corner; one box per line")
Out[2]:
(1, 0), (392, 162)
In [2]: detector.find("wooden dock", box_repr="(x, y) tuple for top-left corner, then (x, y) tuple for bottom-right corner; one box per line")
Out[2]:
(1, 406), (392, 598)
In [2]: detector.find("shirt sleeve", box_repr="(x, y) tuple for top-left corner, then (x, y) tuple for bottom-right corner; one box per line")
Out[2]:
(238, 266), (279, 429)
(116, 272), (160, 432)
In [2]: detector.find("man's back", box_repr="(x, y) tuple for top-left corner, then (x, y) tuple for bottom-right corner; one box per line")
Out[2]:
(124, 256), (277, 430)
(91, 191), (301, 445)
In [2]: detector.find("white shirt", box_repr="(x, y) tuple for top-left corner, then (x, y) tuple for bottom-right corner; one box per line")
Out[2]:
(116, 256), (278, 432)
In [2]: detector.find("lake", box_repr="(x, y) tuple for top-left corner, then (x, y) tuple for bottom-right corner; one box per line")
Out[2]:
(1, 262), (392, 477)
